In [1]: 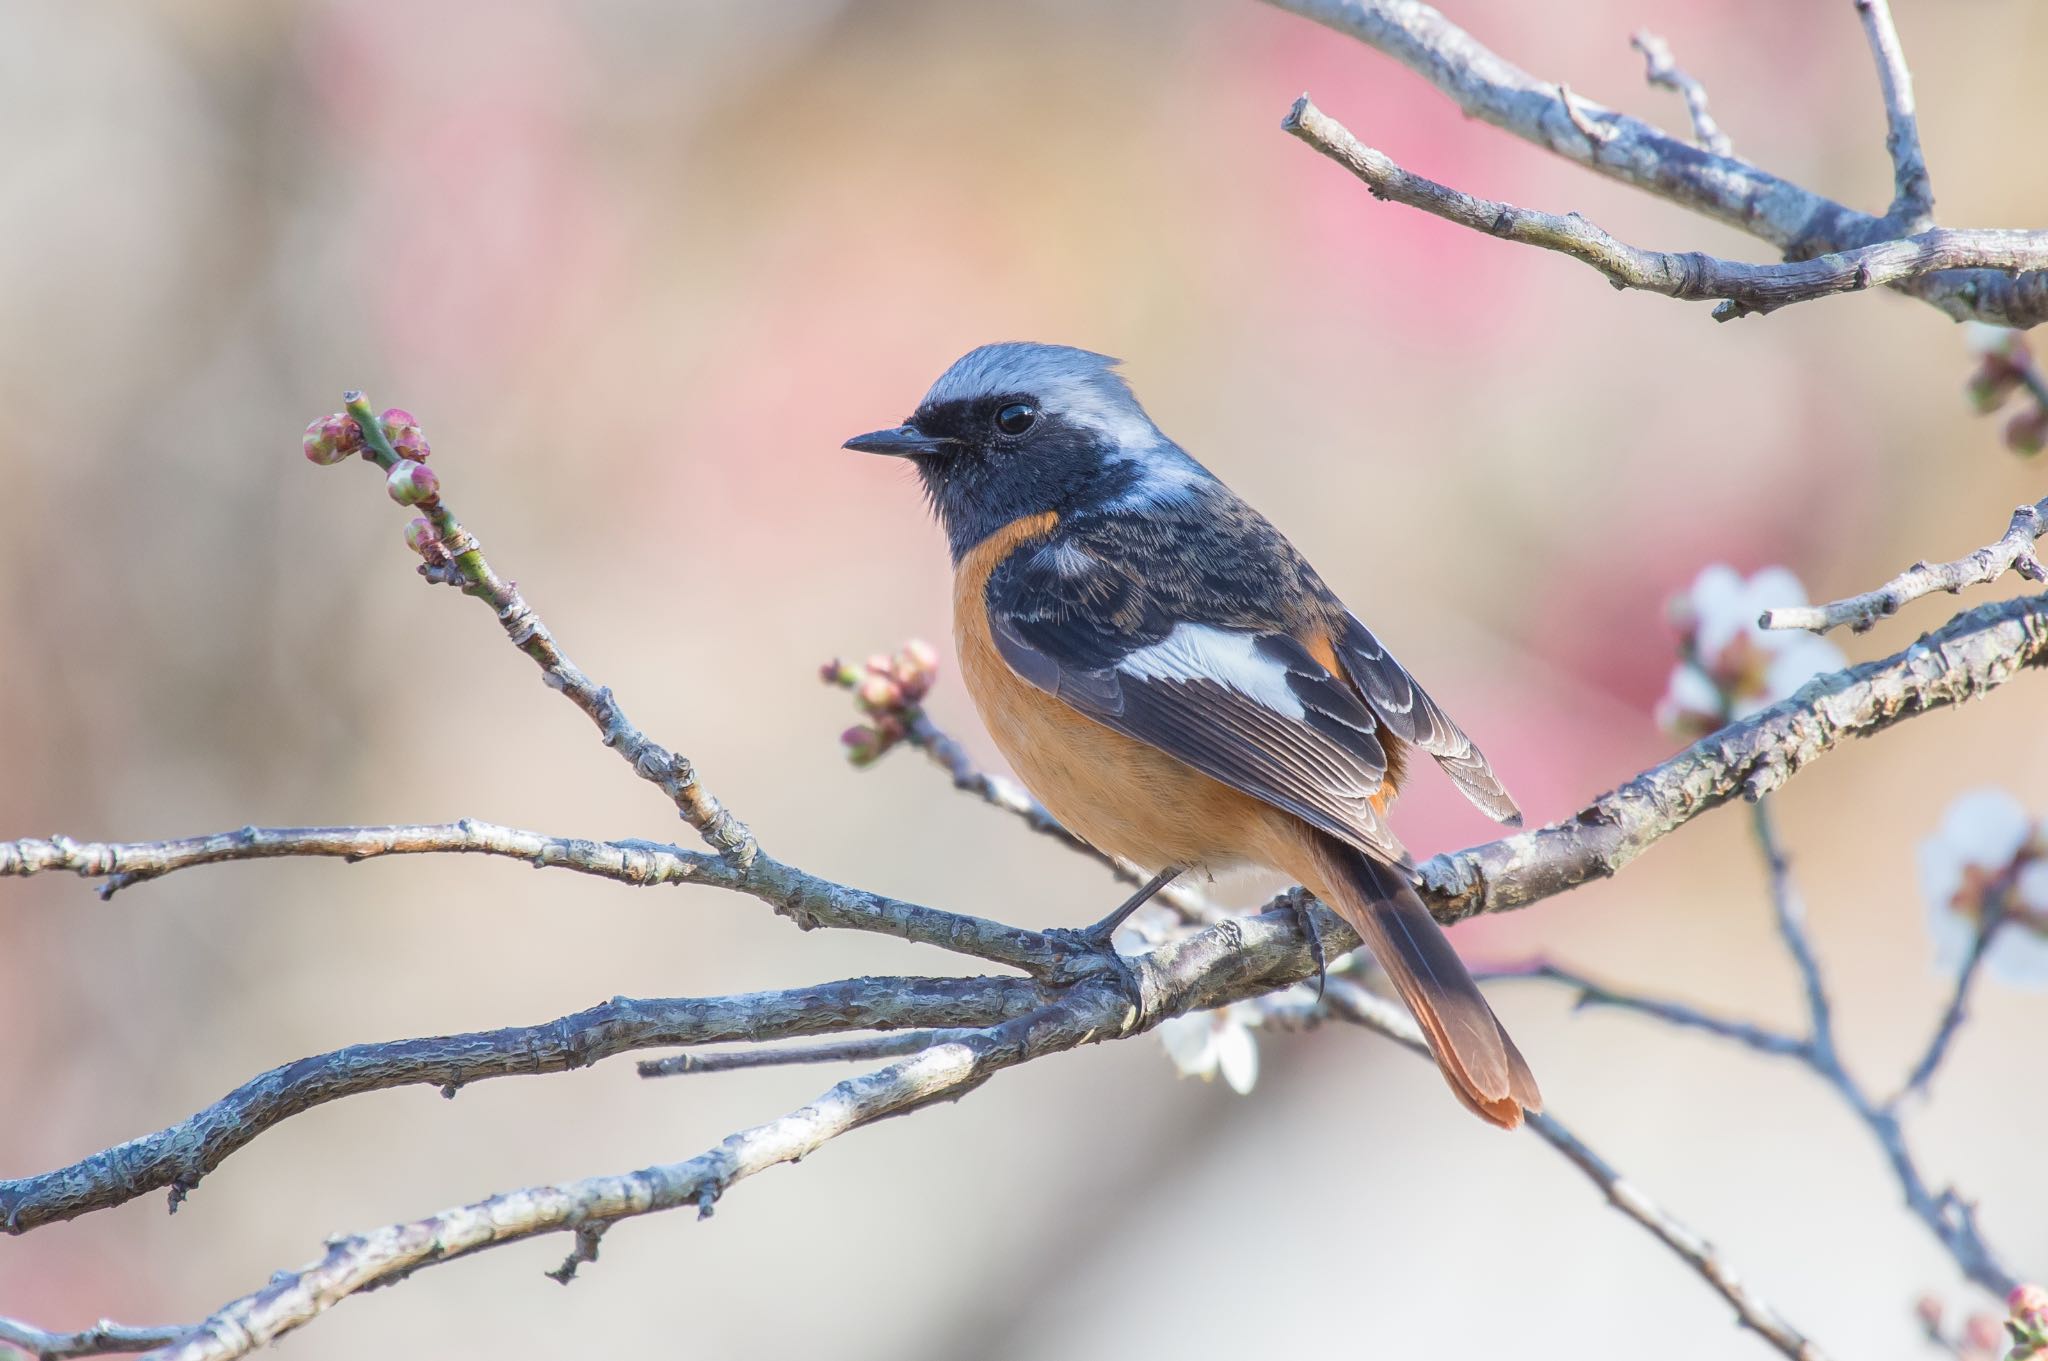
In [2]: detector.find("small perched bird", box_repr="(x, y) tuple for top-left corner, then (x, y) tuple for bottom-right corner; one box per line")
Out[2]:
(845, 344), (1540, 1128)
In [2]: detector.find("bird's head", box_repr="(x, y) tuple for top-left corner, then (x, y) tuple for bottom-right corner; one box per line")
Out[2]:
(844, 342), (1205, 560)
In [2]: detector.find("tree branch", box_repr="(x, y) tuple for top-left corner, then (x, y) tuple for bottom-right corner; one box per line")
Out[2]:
(1263, 980), (1832, 1361)
(1854, 0), (1934, 231)
(1758, 497), (2048, 634)
(1483, 961), (1810, 1060)
(1630, 30), (1730, 156)
(0, 976), (1047, 1233)
(1282, 96), (2048, 321)
(1509, 802), (2023, 1298)
(0, 1320), (186, 1361)
(1260, 0), (2046, 324)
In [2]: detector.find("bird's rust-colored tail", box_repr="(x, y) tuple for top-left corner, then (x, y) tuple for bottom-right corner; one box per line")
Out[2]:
(1287, 830), (1541, 1129)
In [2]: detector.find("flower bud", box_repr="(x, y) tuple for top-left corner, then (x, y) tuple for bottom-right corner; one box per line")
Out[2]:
(2006, 406), (2048, 456)
(403, 517), (440, 554)
(2012, 1284), (2048, 1320)
(840, 724), (881, 765)
(1915, 1295), (1944, 1330)
(1966, 358), (2023, 414)
(389, 425), (432, 461)
(903, 638), (940, 672)
(302, 414), (362, 465)
(856, 673), (903, 714)
(380, 407), (418, 436)
(874, 714), (908, 743)
(386, 459), (440, 505)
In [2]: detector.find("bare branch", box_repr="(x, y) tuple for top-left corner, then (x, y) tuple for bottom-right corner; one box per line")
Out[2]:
(0, 1319), (186, 1361)
(1759, 497), (2048, 634)
(136, 1044), (990, 1361)
(1511, 803), (2023, 1298)
(1630, 30), (1730, 156)
(1260, 0), (2048, 325)
(1282, 96), (2048, 321)
(1420, 590), (2048, 925)
(635, 1029), (971, 1078)
(1483, 961), (1809, 1060)
(0, 821), (711, 897)
(0, 976), (1044, 1233)
(1892, 909), (2001, 1105)
(1854, 0), (1934, 231)
(339, 391), (753, 860)
(1271, 980), (1833, 1361)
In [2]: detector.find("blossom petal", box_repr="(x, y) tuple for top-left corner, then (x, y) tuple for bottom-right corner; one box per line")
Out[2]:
(1936, 789), (2034, 869)
(1689, 564), (1750, 658)
(1986, 920), (2048, 989)
(2016, 859), (2048, 914)
(1213, 1020), (1259, 1095)
(1157, 1012), (1219, 1078)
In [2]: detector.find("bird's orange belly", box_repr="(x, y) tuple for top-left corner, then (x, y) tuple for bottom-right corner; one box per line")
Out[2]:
(955, 597), (1287, 875)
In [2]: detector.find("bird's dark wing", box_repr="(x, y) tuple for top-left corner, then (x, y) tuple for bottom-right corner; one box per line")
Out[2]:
(985, 533), (1412, 869)
(1333, 611), (1522, 825)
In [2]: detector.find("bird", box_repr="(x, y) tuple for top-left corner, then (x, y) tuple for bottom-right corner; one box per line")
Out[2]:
(843, 343), (1540, 1129)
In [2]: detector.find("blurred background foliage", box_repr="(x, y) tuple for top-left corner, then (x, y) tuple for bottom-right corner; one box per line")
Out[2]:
(1, 1), (2044, 1356)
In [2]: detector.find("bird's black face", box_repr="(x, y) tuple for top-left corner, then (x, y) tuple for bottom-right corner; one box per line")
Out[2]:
(844, 391), (1138, 562)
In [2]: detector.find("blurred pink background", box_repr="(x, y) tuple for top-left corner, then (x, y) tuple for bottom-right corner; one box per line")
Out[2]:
(3, 1), (2044, 1356)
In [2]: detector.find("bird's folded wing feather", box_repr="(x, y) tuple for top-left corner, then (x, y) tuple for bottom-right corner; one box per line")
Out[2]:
(985, 536), (1412, 870)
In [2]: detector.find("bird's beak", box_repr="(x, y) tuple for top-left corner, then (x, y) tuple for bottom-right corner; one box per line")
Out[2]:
(842, 424), (953, 458)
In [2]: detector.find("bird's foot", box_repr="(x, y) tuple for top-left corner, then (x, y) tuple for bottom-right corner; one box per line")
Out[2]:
(1044, 925), (1145, 1014)
(1289, 893), (1329, 1003)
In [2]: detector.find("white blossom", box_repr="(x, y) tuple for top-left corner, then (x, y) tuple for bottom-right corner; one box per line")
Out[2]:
(1157, 1005), (1259, 1094)
(1657, 564), (1845, 736)
(1918, 788), (2048, 987)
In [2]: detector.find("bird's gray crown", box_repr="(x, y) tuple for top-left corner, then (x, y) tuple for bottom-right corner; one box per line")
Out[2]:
(920, 342), (1159, 447)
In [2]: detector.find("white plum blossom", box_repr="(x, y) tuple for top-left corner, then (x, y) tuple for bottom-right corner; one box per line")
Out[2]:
(1157, 1004), (1260, 1094)
(1655, 565), (1846, 738)
(1918, 788), (2048, 987)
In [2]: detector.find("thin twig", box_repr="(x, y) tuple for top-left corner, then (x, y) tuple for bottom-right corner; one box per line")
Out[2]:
(0, 1319), (187, 1361)
(135, 1043), (993, 1361)
(1285, 980), (1833, 1361)
(1892, 908), (2002, 1105)
(635, 1029), (973, 1078)
(1514, 801), (2024, 1298)
(1751, 801), (1837, 1063)
(0, 977), (1046, 1233)
(1759, 497), (2048, 634)
(1282, 95), (2048, 322)
(1630, 30), (1730, 155)
(1259, 0), (2046, 324)
(1853, 0), (1934, 231)
(1482, 961), (1809, 1060)
(343, 391), (754, 861)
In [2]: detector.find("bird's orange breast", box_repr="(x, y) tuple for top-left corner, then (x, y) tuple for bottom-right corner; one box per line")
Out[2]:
(951, 513), (1299, 875)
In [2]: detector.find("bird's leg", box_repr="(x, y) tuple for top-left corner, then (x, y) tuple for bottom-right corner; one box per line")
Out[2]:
(1290, 894), (1329, 1002)
(1045, 867), (1183, 1010)
(1076, 866), (1183, 943)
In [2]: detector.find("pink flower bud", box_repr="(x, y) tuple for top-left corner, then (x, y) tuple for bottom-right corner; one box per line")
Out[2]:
(1967, 358), (2023, 413)
(863, 653), (893, 678)
(403, 517), (439, 554)
(1915, 1295), (1944, 1329)
(389, 425), (432, 461)
(2006, 406), (2048, 455)
(2012, 1285), (2048, 1318)
(856, 674), (904, 714)
(380, 408), (418, 435)
(903, 638), (940, 672)
(386, 459), (440, 505)
(302, 413), (362, 466)
(840, 724), (881, 766)
(874, 714), (908, 743)
(1964, 1314), (2005, 1351)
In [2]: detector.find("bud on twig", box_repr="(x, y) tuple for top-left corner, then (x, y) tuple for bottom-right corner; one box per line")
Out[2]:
(387, 460), (440, 505)
(302, 414), (363, 466)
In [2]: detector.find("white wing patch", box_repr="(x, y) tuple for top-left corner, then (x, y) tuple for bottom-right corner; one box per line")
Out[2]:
(1119, 625), (1305, 718)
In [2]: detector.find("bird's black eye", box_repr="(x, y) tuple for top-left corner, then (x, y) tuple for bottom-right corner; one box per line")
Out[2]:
(995, 402), (1037, 437)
